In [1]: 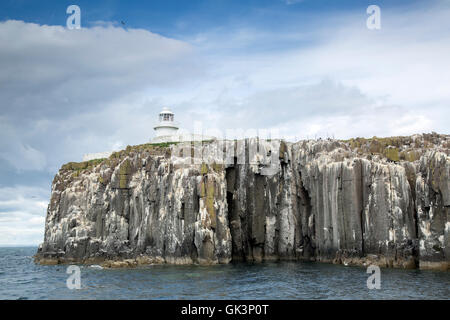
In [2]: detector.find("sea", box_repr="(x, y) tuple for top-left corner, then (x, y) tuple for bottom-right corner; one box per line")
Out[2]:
(0, 247), (448, 300)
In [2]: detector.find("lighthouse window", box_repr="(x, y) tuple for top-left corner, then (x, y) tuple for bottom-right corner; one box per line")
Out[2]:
(159, 110), (174, 122)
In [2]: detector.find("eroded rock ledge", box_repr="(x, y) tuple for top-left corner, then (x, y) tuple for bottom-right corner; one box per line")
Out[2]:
(35, 133), (450, 270)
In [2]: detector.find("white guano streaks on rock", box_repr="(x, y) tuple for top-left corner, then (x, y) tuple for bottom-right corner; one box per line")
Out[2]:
(36, 134), (449, 270)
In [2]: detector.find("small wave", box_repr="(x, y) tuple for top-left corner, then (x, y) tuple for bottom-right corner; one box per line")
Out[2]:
(14, 279), (33, 284)
(89, 265), (103, 269)
(186, 273), (201, 278)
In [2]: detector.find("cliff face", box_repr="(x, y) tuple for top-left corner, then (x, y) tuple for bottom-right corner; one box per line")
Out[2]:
(35, 134), (450, 270)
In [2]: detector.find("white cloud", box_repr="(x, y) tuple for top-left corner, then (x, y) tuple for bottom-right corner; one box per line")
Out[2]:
(284, 0), (304, 5)
(168, 1), (450, 139)
(0, 20), (201, 172)
(0, 117), (47, 171)
(0, 186), (49, 246)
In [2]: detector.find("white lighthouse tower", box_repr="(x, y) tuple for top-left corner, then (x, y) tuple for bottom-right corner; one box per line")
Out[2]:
(152, 107), (179, 142)
(151, 107), (215, 143)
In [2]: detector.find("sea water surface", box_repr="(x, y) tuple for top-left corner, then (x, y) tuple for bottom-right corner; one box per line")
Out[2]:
(0, 247), (448, 300)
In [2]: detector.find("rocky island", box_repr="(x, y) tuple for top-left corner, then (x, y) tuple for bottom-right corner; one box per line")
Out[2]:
(35, 133), (449, 271)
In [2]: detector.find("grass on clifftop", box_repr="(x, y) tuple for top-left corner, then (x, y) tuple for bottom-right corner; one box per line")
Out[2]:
(340, 133), (444, 162)
(61, 158), (106, 171)
(61, 134), (447, 172)
(60, 142), (180, 172)
(109, 141), (179, 159)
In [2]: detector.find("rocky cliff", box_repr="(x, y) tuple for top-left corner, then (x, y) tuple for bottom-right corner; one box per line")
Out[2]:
(35, 133), (450, 270)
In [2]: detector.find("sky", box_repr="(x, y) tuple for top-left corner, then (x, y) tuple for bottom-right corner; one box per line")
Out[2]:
(0, 0), (449, 245)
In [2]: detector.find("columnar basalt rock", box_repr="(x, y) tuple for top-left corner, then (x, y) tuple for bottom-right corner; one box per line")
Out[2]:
(416, 150), (450, 270)
(295, 141), (419, 268)
(35, 134), (450, 270)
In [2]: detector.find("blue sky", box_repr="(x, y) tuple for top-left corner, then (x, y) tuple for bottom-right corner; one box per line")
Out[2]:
(0, 0), (449, 245)
(0, 0), (426, 37)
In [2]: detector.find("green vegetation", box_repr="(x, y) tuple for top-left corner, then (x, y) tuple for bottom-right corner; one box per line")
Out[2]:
(385, 147), (400, 162)
(212, 162), (224, 172)
(200, 162), (224, 175)
(61, 158), (106, 172)
(201, 163), (208, 175)
(205, 180), (216, 229)
(200, 180), (206, 197)
(110, 142), (180, 159)
(60, 141), (181, 173)
(279, 141), (287, 160)
(342, 136), (405, 151)
(147, 142), (180, 148)
(400, 150), (420, 162)
(199, 178), (217, 229)
(72, 171), (80, 179)
(341, 135), (436, 162)
(119, 159), (131, 189)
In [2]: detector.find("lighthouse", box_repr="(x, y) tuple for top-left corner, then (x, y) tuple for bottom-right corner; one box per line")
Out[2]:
(151, 107), (215, 143)
(153, 107), (179, 139)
